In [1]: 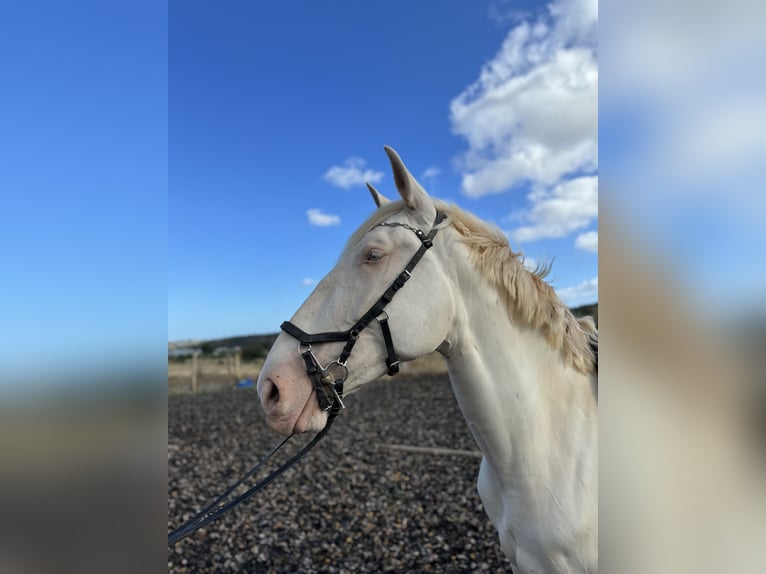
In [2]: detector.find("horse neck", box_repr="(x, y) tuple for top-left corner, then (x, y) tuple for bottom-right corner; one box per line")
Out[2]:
(441, 250), (597, 480)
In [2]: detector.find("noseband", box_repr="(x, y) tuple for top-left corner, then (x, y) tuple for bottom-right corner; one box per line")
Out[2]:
(280, 210), (446, 418)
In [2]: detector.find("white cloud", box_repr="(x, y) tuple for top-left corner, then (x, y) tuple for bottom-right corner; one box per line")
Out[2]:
(510, 176), (597, 242)
(488, 1), (531, 27)
(557, 275), (598, 305)
(421, 166), (441, 181)
(306, 208), (341, 227)
(522, 256), (537, 272)
(302, 278), (317, 286)
(323, 158), (384, 189)
(575, 230), (598, 252)
(450, 0), (598, 198)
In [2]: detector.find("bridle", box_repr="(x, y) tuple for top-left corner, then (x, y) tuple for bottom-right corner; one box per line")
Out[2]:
(280, 209), (446, 418)
(168, 209), (446, 547)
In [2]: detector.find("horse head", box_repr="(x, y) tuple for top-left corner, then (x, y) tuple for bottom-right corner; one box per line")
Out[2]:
(257, 147), (455, 435)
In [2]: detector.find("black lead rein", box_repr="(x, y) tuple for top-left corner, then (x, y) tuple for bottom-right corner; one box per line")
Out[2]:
(167, 417), (334, 546)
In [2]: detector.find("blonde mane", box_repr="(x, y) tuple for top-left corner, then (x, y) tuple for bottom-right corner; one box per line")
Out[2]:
(344, 200), (598, 375)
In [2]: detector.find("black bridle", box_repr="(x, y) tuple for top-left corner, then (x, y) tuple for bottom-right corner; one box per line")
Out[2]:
(168, 209), (445, 548)
(280, 210), (446, 417)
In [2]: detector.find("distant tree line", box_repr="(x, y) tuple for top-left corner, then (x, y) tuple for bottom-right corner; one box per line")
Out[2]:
(198, 333), (279, 360)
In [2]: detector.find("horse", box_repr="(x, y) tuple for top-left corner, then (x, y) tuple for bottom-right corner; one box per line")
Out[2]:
(257, 146), (598, 573)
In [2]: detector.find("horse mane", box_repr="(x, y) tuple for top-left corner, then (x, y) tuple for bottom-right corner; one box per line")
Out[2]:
(344, 200), (598, 375)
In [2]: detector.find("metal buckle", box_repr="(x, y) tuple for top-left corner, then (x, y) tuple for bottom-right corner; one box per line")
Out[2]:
(323, 361), (347, 409)
(328, 383), (345, 409)
(297, 343), (346, 410)
(325, 360), (348, 385)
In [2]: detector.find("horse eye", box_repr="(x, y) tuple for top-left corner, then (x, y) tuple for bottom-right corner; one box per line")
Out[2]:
(366, 250), (384, 262)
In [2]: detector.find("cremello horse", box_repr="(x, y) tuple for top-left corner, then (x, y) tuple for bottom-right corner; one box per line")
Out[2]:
(258, 146), (598, 573)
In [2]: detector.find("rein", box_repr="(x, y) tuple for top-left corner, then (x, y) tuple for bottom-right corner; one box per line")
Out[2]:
(168, 210), (445, 548)
(168, 417), (334, 546)
(281, 210), (446, 414)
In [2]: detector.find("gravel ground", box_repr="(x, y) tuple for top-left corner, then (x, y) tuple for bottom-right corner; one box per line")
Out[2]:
(168, 374), (510, 572)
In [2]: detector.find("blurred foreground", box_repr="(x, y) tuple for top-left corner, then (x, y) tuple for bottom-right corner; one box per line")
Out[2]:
(599, 215), (766, 573)
(0, 374), (167, 574)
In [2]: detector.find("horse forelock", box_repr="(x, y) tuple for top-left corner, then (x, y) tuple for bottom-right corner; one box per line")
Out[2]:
(340, 199), (598, 375)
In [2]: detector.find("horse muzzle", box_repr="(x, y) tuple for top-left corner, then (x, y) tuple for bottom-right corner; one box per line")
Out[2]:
(257, 359), (329, 435)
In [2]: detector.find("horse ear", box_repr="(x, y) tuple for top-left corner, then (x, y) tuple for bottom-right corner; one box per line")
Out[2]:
(366, 182), (391, 208)
(383, 145), (436, 224)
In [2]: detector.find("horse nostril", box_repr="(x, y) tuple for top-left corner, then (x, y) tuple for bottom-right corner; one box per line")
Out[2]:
(266, 378), (280, 405)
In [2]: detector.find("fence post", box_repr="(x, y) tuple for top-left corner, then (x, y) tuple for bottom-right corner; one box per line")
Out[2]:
(191, 349), (201, 393)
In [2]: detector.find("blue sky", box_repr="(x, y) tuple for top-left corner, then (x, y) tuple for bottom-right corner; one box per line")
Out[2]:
(169, 0), (599, 341)
(3, 0), (761, 380)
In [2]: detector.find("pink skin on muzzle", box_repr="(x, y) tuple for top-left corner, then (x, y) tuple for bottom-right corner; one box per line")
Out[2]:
(256, 351), (329, 435)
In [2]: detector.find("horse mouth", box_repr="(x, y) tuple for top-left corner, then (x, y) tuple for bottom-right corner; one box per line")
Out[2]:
(263, 413), (296, 436)
(262, 389), (328, 436)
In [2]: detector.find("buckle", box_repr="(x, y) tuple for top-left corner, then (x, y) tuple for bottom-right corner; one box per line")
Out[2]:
(392, 270), (411, 291)
(415, 229), (433, 247)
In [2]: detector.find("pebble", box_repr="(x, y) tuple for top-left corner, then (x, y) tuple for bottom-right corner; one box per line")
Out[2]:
(168, 374), (511, 572)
